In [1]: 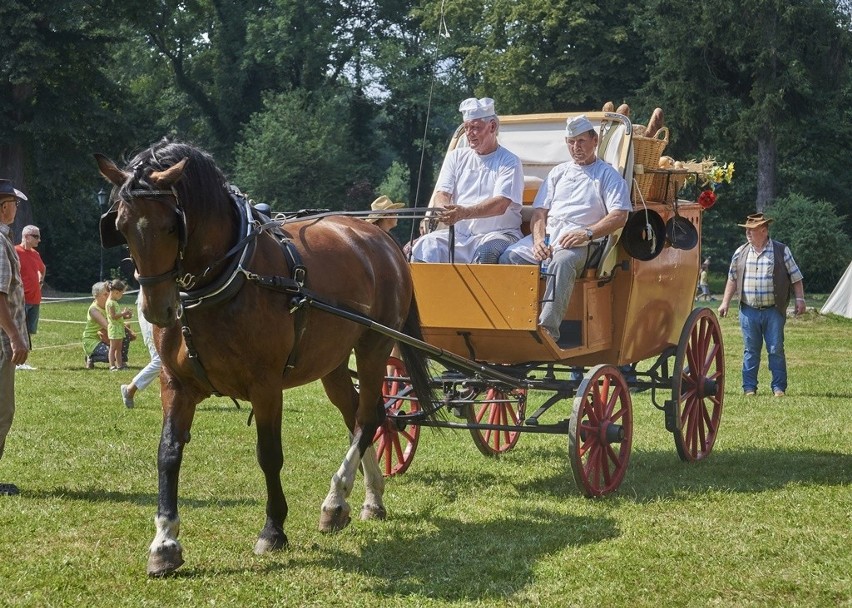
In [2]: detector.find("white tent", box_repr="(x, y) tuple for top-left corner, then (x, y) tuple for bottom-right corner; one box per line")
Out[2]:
(820, 260), (852, 318)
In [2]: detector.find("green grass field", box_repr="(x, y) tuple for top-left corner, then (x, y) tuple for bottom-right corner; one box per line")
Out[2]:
(0, 296), (849, 607)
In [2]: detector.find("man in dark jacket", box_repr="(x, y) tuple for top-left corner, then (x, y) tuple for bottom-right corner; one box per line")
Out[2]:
(718, 213), (805, 397)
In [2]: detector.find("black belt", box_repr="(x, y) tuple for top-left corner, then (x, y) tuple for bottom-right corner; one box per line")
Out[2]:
(744, 302), (774, 311)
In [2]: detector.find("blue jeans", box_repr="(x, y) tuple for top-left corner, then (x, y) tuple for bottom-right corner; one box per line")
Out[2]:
(739, 304), (787, 393)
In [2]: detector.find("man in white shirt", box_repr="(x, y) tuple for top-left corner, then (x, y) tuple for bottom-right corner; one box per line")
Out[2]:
(412, 97), (524, 264)
(500, 115), (631, 341)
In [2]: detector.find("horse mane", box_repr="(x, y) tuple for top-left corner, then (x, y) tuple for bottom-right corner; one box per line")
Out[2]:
(119, 138), (230, 211)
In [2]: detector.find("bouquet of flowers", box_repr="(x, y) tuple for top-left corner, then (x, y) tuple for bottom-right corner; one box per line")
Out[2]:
(682, 157), (735, 209)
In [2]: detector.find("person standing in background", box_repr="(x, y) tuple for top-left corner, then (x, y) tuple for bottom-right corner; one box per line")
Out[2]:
(120, 291), (162, 408)
(718, 213), (805, 397)
(0, 180), (31, 496)
(105, 280), (132, 371)
(15, 225), (46, 352)
(696, 260), (713, 301)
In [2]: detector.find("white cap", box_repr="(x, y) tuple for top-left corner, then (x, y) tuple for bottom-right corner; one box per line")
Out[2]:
(565, 115), (594, 137)
(459, 97), (496, 121)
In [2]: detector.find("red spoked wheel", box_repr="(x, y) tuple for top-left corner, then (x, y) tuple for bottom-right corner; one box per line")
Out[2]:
(671, 307), (725, 462)
(372, 357), (421, 476)
(568, 364), (633, 497)
(465, 387), (526, 456)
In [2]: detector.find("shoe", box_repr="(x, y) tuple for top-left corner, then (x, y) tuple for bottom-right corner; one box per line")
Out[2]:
(85, 357), (94, 370)
(744, 391), (756, 396)
(117, 365), (128, 370)
(774, 390), (785, 397)
(121, 384), (134, 408)
(15, 364), (36, 370)
(109, 366), (118, 371)
(0, 483), (20, 496)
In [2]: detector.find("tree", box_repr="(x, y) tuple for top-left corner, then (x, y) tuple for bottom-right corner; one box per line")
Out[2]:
(424, 0), (647, 113)
(0, 1), (152, 290)
(234, 90), (363, 210)
(639, 0), (852, 211)
(768, 193), (851, 291)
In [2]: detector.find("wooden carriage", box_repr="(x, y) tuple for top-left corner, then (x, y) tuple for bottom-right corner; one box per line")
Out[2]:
(374, 112), (724, 498)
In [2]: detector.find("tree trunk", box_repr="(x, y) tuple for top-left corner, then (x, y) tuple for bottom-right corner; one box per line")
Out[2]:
(755, 124), (777, 212)
(0, 140), (33, 239)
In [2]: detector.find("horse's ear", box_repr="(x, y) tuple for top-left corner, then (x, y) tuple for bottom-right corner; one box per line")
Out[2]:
(149, 157), (189, 189)
(94, 153), (129, 187)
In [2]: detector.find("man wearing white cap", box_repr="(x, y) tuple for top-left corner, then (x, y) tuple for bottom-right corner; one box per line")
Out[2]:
(0, 179), (30, 496)
(412, 97), (524, 263)
(499, 115), (631, 342)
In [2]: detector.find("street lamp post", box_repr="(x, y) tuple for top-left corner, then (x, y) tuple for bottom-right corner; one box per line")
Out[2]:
(97, 188), (107, 280)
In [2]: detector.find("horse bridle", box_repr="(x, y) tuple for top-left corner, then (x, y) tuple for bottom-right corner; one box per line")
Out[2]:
(120, 185), (257, 298)
(120, 187), (193, 289)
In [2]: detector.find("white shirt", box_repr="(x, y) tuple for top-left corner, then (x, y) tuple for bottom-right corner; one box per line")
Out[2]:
(534, 158), (631, 246)
(434, 145), (524, 236)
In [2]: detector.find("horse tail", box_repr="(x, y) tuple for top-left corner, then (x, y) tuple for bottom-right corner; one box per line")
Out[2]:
(397, 293), (440, 420)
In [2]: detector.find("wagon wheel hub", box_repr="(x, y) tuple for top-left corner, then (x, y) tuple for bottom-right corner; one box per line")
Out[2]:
(702, 377), (718, 397)
(601, 422), (625, 444)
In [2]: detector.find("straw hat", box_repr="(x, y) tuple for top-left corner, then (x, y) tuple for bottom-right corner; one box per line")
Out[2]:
(366, 195), (404, 223)
(737, 213), (773, 229)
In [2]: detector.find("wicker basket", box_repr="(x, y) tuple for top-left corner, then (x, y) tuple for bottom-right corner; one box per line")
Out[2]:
(648, 169), (688, 203)
(632, 127), (669, 170)
(632, 173), (655, 203)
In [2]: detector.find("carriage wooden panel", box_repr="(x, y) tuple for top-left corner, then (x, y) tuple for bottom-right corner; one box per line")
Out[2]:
(411, 203), (701, 367)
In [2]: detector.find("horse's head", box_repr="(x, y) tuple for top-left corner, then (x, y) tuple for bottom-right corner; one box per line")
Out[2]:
(96, 152), (189, 326)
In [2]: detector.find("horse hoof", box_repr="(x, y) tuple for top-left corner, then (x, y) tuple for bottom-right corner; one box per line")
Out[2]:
(360, 504), (387, 521)
(254, 530), (288, 555)
(147, 545), (185, 577)
(318, 504), (351, 533)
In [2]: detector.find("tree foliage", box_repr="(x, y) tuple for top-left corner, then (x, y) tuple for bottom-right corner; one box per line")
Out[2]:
(2, 0), (852, 291)
(768, 194), (851, 292)
(234, 90), (363, 210)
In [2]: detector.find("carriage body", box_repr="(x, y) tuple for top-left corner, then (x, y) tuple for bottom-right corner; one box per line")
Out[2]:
(411, 112), (702, 368)
(376, 112), (724, 496)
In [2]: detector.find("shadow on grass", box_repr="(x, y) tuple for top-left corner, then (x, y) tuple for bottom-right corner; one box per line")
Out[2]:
(314, 511), (619, 602)
(515, 446), (852, 501)
(32, 486), (251, 508)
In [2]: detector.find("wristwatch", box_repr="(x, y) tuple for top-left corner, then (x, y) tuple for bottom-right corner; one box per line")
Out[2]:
(584, 228), (594, 240)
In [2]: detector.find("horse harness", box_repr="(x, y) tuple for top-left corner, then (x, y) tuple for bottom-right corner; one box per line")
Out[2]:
(110, 185), (315, 403)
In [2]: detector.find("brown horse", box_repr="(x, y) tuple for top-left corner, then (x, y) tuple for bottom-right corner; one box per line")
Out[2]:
(95, 140), (435, 577)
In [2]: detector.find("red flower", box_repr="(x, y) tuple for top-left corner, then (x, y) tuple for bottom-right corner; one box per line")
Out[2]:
(698, 189), (717, 209)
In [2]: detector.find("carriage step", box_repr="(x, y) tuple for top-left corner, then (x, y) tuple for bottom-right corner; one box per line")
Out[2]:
(524, 417), (570, 429)
(664, 399), (677, 433)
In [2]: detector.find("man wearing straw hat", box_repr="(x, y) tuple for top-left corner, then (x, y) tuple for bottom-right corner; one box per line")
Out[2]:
(365, 195), (404, 234)
(412, 97), (524, 264)
(0, 179), (30, 496)
(500, 115), (631, 342)
(718, 213), (805, 397)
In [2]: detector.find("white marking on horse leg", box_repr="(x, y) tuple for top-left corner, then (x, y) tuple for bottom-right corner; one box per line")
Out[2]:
(318, 441), (361, 532)
(147, 514), (184, 576)
(360, 444), (387, 521)
(150, 514), (181, 551)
